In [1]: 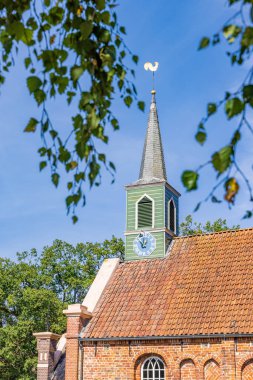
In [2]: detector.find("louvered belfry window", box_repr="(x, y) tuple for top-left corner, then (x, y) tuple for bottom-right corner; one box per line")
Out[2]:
(142, 357), (165, 380)
(169, 199), (176, 233)
(138, 196), (153, 228)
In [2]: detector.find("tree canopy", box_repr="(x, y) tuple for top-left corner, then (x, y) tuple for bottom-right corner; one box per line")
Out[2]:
(0, 236), (124, 380)
(181, 0), (253, 218)
(179, 215), (240, 236)
(0, 0), (142, 222)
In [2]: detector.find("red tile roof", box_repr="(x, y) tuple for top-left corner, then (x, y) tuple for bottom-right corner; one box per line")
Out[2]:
(84, 228), (253, 339)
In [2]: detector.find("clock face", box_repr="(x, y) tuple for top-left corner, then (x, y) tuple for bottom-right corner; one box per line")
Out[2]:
(133, 231), (156, 257)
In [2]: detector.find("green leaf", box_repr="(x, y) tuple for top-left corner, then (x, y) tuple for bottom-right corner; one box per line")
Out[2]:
(212, 146), (232, 174)
(71, 66), (84, 82)
(207, 102), (217, 116)
(132, 55), (139, 64)
(120, 26), (126, 35)
(111, 118), (119, 130)
(24, 57), (32, 69)
(225, 98), (244, 119)
(98, 153), (106, 163)
(223, 24), (241, 43)
(101, 11), (110, 24)
(231, 130), (241, 146)
(124, 96), (133, 107)
(109, 161), (116, 171)
(137, 101), (145, 112)
(51, 173), (60, 187)
(241, 27), (253, 48)
(243, 85), (253, 107)
(72, 215), (78, 224)
(27, 76), (42, 93)
(181, 170), (199, 191)
(0, 75), (5, 85)
(69, 161), (78, 170)
(195, 131), (207, 145)
(97, 0), (106, 10)
(198, 37), (210, 50)
(80, 21), (93, 39)
(243, 210), (253, 219)
(34, 89), (46, 105)
(20, 29), (33, 45)
(39, 161), (47, 171)
(24, 117), (38, 132)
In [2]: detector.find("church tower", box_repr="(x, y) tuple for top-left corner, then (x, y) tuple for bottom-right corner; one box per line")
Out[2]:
(125, 90), (180, 261)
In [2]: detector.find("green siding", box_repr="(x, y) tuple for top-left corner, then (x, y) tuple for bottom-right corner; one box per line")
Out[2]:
(125, 232), (165, 261)
(126, 185), (165, 231)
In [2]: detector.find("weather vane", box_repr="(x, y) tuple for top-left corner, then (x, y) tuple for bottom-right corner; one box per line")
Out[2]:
(144, 61), (159, 92)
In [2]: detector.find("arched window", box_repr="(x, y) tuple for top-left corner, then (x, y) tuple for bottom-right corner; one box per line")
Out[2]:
(137, 195), (153, 229)
(168, 198), (176, 233)
(142, 356), (165, 380)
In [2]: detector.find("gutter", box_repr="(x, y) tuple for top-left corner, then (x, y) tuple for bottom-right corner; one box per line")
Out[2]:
(79, 333), (253, 342)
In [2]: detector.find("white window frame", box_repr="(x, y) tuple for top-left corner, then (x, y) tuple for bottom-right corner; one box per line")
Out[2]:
(135, 194), (155, 230)
(168, 198), (176, 233)
(141, 356), (165, 380)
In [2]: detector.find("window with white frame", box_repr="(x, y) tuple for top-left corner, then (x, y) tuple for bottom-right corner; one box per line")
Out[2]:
(141, 356), (165, 380)
(137, 195), (153, 229)
(168, 198), (176, 233)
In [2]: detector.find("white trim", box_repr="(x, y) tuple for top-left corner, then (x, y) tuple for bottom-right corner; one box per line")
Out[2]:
(168, 198), (176, 234)
(124, 228), (174, 236)
(141, 356), (165, 380)
(135, 193), (155, 230)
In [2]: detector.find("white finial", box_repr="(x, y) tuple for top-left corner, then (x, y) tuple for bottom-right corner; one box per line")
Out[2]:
(144, 62), (159, 72)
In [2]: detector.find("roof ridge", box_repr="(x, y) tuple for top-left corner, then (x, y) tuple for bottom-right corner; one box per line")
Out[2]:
(175, 226), (253, 239)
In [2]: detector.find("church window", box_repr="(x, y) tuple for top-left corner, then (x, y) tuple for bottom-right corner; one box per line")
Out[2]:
(137, 195), (153, 229)
(141, 356), (165, 380)
(168, 198), (176, 233)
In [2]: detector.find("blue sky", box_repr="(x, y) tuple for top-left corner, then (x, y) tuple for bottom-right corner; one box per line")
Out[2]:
(0, 0), (253, 259)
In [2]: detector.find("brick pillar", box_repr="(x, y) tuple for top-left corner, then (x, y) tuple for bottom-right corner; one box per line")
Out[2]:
(63, 304), (92, 380)
(33, 332), (60, 380)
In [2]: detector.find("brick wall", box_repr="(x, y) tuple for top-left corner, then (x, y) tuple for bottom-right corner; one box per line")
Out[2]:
(63, 304), (91, 380)
(80, 337), (253, 380)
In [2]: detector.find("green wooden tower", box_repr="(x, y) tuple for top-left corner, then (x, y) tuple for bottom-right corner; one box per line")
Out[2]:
(125, 90), (180, 261)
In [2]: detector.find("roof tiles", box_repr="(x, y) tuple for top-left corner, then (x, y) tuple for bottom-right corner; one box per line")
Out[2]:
(84, 228), (253, 339)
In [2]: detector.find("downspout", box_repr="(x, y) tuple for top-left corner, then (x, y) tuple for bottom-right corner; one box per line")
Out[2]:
(79, 339), (84, 380)
(234, 337), (237, 380)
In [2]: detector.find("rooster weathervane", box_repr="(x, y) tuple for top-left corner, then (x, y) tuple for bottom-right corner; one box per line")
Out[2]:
(144, 61), (159, 92)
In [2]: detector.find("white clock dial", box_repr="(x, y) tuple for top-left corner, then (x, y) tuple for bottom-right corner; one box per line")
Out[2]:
(133, 232), (156, 257)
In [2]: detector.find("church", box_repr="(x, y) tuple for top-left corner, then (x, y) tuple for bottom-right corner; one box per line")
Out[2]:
(34, 89), (253, 380)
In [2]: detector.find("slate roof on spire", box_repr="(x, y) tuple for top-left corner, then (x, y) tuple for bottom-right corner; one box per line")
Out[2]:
(136, 90), (167, 185)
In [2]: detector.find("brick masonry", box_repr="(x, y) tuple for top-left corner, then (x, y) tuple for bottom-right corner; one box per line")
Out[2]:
(33, 332), (60, 380)
(79, 337), (253, 380)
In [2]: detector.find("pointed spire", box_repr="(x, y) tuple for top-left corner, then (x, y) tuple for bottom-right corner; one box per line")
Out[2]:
(136, 90), (167, 184)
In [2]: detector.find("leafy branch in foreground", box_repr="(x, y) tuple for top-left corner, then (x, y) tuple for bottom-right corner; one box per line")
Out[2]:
(181, 0), (253, 218)
(0, 0), (144, 222)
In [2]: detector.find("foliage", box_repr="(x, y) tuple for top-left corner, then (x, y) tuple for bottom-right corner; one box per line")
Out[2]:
(179, 214), (240, 236)
(181, 0), (253, 218)
(0, 236), (124, 380)
(0, 0), (143, 222)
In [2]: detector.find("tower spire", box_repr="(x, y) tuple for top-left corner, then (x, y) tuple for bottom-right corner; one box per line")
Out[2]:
(137, 90), (167, 184)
